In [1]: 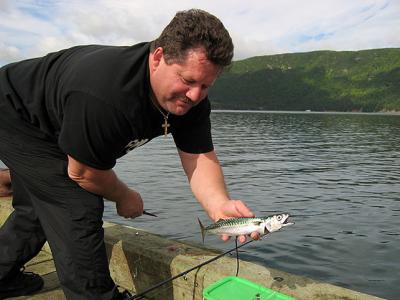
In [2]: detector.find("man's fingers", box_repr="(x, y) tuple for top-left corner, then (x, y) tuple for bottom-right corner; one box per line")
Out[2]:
(238, 235), (246, 243)
(250, 232), (260, 240)
(221, 234), (230, 241)
(238, 232), (261, 243)
(220, 232), (260, 243)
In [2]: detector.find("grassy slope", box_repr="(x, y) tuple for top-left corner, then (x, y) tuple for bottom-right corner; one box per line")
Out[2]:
(209, 48), (400, 112)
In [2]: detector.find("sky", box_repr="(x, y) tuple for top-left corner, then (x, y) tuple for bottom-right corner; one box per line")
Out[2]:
(0, 0), (399, 66)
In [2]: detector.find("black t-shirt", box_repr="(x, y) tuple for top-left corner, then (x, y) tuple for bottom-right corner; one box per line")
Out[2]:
(0, 42), (214, 169)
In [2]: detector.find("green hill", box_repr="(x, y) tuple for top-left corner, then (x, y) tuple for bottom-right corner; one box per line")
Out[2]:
(209, 48), (400, 112)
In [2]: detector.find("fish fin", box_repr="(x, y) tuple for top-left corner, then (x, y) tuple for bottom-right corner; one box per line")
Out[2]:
(252, 221), (262, 226)
(265, 222), (272, 233)
(216, 218), (224, 222)
(197, 218), (206, 244)
(264, 226), (270, 235)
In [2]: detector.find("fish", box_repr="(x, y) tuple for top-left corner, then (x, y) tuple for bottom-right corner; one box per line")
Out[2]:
(198, 214), (294, 243)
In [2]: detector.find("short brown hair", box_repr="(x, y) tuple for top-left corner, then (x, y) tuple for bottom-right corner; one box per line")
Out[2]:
(150, 9), (234, 67)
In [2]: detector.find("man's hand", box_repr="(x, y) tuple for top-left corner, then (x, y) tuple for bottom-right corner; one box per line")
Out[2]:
(115, 189), (144, 218)
(213, 199), (260, 243)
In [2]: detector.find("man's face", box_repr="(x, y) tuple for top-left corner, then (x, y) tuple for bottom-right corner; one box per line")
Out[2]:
(149, 47), (221, 116)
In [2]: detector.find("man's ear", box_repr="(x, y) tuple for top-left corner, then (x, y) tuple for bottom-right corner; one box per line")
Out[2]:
(151, 47), (164, 68)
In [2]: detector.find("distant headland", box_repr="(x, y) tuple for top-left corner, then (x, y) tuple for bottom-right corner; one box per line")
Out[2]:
(209, 48), (400, 112)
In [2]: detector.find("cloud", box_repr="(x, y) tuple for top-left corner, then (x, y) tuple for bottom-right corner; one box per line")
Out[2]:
(0, 42), (20, 63)
(289, 0), (400, 52)
(0, 0), (399, 66)
(0, 0), (10, 10)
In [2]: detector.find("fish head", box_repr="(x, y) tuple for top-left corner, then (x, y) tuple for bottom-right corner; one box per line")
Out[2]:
(265, 213), (294, 233)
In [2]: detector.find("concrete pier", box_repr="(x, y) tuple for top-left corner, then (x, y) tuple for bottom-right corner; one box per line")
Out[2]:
(0, 196), (384, 300)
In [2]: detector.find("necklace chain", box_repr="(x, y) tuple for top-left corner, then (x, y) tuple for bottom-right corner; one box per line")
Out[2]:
(150, 93), (170, 137)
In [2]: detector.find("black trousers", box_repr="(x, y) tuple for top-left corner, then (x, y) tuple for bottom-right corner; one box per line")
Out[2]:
(0, 100), (118, 299)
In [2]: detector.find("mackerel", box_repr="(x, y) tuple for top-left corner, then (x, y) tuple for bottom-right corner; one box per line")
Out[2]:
(198, 214), (294, 243)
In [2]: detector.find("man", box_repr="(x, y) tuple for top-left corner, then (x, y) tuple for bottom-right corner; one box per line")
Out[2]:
(0, 9), (258, 299)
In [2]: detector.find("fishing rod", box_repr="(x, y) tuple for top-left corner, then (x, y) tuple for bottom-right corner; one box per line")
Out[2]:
(129, 238), (254, 300)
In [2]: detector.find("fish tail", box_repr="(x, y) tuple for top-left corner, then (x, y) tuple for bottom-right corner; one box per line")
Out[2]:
(198, 217), (206, 244)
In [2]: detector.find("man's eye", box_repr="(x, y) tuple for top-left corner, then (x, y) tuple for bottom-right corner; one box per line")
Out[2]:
(182, 78), (195, 85)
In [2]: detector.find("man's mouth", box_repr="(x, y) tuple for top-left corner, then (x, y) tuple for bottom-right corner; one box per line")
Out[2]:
(177, 97), (193, 107)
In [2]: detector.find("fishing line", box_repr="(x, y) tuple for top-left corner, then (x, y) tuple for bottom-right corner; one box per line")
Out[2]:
(235, 237), (239, 277)
(129, 239), (254, 300)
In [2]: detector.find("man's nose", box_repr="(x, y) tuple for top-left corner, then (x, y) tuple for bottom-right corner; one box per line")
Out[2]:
(186, 86), (204, 103)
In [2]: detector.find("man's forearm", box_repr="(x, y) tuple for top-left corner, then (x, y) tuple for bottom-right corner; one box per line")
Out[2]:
(67, 155), (144, 218)
(67, 155), (128, 202)
(179, 150), (231, 220)
(178, 150), (257, 241)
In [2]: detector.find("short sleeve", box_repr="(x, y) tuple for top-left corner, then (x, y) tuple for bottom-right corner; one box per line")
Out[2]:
(171, 98), (214, 154)
(58, 91), (131, 170)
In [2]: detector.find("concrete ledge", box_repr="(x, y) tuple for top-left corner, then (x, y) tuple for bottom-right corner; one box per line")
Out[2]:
(1, 196), (383, 300)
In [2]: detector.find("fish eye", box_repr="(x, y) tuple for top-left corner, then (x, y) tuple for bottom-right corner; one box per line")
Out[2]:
(276, 215), (282, 221)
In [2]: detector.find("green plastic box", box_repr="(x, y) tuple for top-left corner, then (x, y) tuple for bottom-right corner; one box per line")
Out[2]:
(203, 276), (295, 300)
